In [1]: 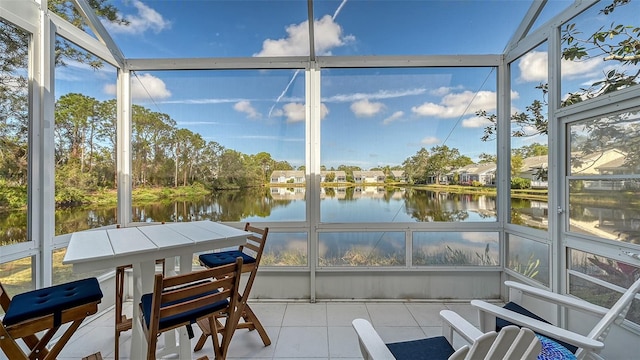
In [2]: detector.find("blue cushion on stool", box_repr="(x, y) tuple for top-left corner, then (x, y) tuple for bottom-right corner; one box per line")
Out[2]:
(386, 336), (455, 360)
(3, 277), (103, 326)
(497, 302), (578, 354)
(199, 250), (255, 268)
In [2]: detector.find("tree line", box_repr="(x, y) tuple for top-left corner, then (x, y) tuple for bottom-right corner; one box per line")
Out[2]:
(1, 0), (638, 210)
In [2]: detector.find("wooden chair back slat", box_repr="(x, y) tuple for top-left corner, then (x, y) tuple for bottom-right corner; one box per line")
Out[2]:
(194, 223), (272, 350)
(140, 257), (244, 359)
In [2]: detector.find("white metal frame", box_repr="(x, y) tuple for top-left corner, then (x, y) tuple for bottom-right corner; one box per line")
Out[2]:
(1, 0), (640, 305)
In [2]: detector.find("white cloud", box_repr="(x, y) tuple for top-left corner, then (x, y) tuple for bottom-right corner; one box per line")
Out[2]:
(562, 58), (602, 79)
(462, 115), (493, 128)
(518, 51), (603, 82)
(324, 88), (426, 103)
(383, 111), (404, 125)
(233, 100), (261, 119)
(281, 102), (329, 123)
(350, 99), (384, 117)
(103, 0), (170, 34)
(282, 103), (305, 122)
(104, 73), (171, 100)
(254, 14), (353, 56)
(421, 136), (440, 145)
(429, 86), (462, 96)
(412, 90), (497, 118)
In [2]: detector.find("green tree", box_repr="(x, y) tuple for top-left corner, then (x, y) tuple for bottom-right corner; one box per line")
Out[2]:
(1, 1), (127, 190)
(478, 153), (497, 164)
(479, 0), (639, 148)
(200, 141), (225, 186)
(402, 148), (430, 184)
(324, 172), (336, 182)
(425, 145), (468, 184)
(55, 93), (100, 170)
(562, 0), (640, 103)
(132, 105), (176, 186)
(511, 154), (524, 177)
(217, 149), (248, 189)
(253, 152), (275, 182)
(95, 99), (117, 185)
(513, 143), (548, 158)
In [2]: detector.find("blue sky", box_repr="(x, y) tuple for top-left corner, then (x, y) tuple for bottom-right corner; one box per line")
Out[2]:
(54, 0), (639, 169)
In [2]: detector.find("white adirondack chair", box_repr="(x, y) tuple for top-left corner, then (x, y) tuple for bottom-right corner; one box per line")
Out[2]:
(471, 276), (640, 360)
(352, 310), (541, 360)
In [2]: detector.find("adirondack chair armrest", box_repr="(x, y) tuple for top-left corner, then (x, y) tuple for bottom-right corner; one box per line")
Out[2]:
(504, 281), (608, 317)
(352, 318), (396, 360)
(439, 309), (484, 345)
(471, 300), (604, 352)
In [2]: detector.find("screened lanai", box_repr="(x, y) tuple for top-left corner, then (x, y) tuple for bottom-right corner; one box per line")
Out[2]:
(1, 0), (640, 359)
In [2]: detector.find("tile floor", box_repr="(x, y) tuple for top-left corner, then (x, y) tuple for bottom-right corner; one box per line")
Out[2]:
(19, 300), (494, 360)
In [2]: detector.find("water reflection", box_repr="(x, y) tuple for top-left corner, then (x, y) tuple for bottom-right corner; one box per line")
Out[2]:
(3, 186), (498, 244)
(3, 185), (638, 248)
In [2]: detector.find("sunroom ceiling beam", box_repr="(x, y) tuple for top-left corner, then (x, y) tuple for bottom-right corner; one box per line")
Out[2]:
(505, 0), (599, 63)
(49, 11), (120, 68)
(125, 57), (310, 71)
(317, 55), (502, 68)
(505, 0), (547, 52)
(125, 55), (502, 71)
(71, 0), (124, 68)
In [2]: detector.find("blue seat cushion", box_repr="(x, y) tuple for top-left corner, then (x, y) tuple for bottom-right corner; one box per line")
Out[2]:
(386, 336), (455, 360)
(3, 277), (103, 327)
(140, 289), (228, 330)
(497, 302), (578, 354)
(199, 250), (255, 268)
(537, 334), (577, 360)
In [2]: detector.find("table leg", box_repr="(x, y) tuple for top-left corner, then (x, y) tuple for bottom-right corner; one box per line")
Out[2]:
(130, 260), (156, 359)
(178, 252), (195, 359)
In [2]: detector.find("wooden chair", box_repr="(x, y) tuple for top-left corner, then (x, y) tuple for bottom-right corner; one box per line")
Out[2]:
(138, 257), (244, 360)
(114, 223), (166, 360)
(115, 259), (166, 359)
(471, 277), (640, 360)
(352, 310), (541, 360)
(0, 277), (103, 360)
(194, 223), (270, 350)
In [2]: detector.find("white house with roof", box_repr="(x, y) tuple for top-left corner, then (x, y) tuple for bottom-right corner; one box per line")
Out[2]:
(390, 170), (407, 183)
(353, 170), (386, 183)
(584, 155), (639, 191)
(518, 155), (548, 188)
(456, 163), (496, 185)
(570, 149), (626, 175)
(270, 170), (305, 184)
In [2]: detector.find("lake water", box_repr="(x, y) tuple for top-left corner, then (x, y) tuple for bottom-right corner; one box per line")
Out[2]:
(2, 186), (544, 245)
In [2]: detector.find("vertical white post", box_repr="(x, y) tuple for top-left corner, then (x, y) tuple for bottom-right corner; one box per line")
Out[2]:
(306, 63), (321, 302)
(497, 59), (511, 296)
(30, 3), (56, 288)
(117, 68), (132, 225)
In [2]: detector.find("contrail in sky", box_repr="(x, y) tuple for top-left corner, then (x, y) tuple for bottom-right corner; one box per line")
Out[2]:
(333, 0), (348, 20)
(268, 69), (301, 118)
(268, 0), (349, 118)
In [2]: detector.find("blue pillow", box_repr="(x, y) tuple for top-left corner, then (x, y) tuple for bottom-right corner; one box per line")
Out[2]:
(536, 334), (577, 360)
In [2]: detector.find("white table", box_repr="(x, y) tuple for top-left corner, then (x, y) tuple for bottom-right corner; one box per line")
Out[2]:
(63, 220), (248, 359)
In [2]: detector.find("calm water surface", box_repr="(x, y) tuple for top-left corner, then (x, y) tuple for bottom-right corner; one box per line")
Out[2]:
(0, 186), (552, 244)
